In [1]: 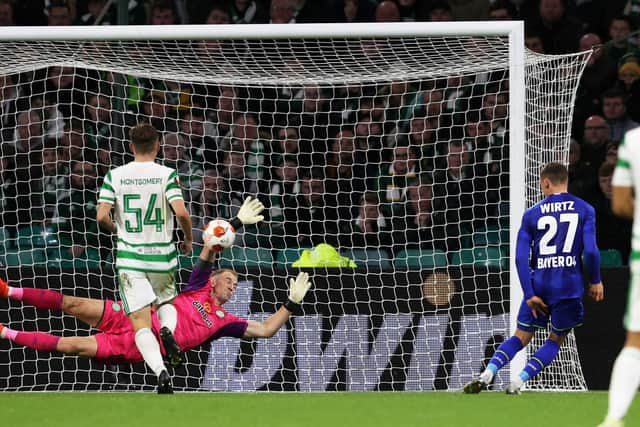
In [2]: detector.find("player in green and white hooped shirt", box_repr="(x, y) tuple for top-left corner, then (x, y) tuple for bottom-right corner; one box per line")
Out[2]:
(96, 123), (193, 394)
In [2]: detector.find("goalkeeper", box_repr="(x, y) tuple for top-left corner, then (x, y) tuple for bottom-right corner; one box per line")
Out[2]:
(0, 199), (312, 391)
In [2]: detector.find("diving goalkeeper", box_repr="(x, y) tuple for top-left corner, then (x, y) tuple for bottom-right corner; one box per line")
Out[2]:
(0, 202), (311, 393)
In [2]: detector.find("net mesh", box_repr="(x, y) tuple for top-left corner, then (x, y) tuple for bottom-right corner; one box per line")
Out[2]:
(0, 34), (590, 391)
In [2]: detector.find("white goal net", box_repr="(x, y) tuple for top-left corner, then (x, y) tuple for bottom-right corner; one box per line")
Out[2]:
(0, 23), (590, 391)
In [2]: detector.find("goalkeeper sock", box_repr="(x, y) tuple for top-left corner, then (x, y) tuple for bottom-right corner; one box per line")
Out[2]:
(519, 339), (560, 383)
(134, 327), (166, 377)
(481, 336), (524, 383)
(605, 346), (640, 422)
(8, 287), (63, 310)
(157, 303), (177, 334)
(1, 326), (60, 352)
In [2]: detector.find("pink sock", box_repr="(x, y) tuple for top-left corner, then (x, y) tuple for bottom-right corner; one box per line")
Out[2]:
(12, 288), (63, 310)
(13, 330), (60, 352)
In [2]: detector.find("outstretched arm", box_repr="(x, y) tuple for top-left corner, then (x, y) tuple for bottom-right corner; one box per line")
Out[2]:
(243, 272), (311, 338)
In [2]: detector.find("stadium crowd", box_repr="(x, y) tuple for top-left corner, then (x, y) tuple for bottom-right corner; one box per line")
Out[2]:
(0, 0), (635, 266)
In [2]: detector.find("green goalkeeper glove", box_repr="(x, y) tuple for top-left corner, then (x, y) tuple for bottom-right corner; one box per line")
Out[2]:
(230, 196), (265, 230)
(284, 272), (312, 312)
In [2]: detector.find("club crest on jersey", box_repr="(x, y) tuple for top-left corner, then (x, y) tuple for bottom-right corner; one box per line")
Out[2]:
(215, 310), (225, 318)
(203, 302), (211, 313)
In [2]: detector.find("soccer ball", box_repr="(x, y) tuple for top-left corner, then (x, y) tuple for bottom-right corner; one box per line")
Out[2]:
(202, 219), (236, 251)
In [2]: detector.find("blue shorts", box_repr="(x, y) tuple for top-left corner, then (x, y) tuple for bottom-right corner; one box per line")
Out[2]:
(516, 298), (584, 336)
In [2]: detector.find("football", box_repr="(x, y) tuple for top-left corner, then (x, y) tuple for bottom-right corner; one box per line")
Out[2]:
(202, 219), (236, 251)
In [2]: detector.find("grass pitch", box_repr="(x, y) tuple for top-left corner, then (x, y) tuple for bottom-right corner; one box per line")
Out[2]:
(1, 391), (636, 427)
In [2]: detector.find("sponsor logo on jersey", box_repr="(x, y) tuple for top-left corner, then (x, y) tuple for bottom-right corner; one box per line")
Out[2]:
(215, 310), (225, 318)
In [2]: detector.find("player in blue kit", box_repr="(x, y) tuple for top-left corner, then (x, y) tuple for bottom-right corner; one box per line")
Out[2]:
(464, 162), (604, 394)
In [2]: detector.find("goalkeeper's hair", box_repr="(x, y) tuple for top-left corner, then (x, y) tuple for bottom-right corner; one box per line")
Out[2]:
(540, 162), (569, 184)
(129, 122), (159, 154)
(210, 268), (239, 280)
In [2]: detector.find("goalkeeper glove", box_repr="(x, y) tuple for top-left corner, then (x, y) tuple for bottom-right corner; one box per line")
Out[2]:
(284, 272), (312, 312)
(229, 196), (265, 230)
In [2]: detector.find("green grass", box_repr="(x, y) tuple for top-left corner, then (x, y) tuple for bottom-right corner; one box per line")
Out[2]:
(0, 391), (636, 427)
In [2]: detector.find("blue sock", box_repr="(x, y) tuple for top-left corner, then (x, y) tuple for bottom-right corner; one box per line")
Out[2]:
(520, 339), (561, 383)
(487, 336), (524, 375)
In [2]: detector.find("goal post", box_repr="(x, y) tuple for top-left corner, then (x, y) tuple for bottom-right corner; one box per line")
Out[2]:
(0, 22), (591, 391)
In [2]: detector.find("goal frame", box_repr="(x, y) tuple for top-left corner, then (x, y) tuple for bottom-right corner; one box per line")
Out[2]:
(0, 21), (527, 386)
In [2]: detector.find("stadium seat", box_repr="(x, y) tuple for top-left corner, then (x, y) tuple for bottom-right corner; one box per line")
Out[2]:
(218, 247), (274, 268)
(275, 248), (310, 266)
(599, 249), (623, 267)
(395, 249), (448, 269)
(472, 226), (501, 246)
(450, 246), (506, 268)
(178, 247), (202, 271)
(58, 249), (102, 270)
(1, 248), (48, 268)
(16, 225), (58, 250)
(342, 248), (392, 269)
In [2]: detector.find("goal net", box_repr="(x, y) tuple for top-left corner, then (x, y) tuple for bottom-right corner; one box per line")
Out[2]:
(0, 23), (590, 391)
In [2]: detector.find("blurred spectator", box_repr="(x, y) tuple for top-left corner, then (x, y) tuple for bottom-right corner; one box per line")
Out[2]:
(375, 1), (400, 22)
(275, 125), (300, 156)
(390, 176), (448, 253)
(179, 106), (220, 171)
(374, 142), (419, 218)
(270, 0), (297, 23)
(224, 113), (266, 181)
(264, 154), (299, 223)
(488, 0), (517, 20)
(602, 88), (639, 142)
(431, 139), (479, 245)
(75, 0), (146, 25)
(582, 115), (612, 169)
(39, 138), (70, 222)
(527, 0), (583, 54)
(220, 148), (259, 198)
(47, 0), (73, 26)
(568, 138), (597, 199)
(343, 0), (376, 22)
(149, 0), (178, 25)
(482, 90), (509, 147)
(54, 159), (106, 259)
(525, 33), (545, 53)
(592, 162), (632, 262)
(355, 113), (384, 176)
(0, 74), (20, 141)
(228, 0), (268, 24)
(191, 169), (233, 248)
(339, 191), (393, 250)
(136, 89), (177, 133)
(325, 128), (368, 220)
(59, 121), (89, 163)
(84, 93), (112, 151)
(206, 3), (231, 25)
(214, 86), (239, 139)
(604, 140), (619, 166)
(0, 143), (17, 230)
(615, 54), (640, 102)
(0, 0), (14, 26)
(427, 1), (453, 22)
(409, 114), (440, 172)
(161, 132), (202, 202)
(284, 168), (339, 247)
(574, 33), (618, 136)
(604, 16), (635, 66)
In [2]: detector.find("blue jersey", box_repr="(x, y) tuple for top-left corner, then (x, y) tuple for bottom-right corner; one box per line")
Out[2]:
(515, 192), (601, 304)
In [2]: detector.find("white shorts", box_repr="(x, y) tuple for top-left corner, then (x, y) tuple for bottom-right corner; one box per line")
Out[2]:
(117, 269), (177, 314)
(625, 262), (640, 332)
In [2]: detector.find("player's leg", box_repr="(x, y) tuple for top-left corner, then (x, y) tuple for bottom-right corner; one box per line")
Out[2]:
(506, 298), (582, 394)
(1, 276), (107, 327)
(55, 336), (98, 358)
(119, 270), (172, 394)
(0, 276), (63, 310)
(149, 271), (183, 368)
(464, 299), (539, 393)
(600, 269), (640, 426)
(0, 323), (61, 353)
